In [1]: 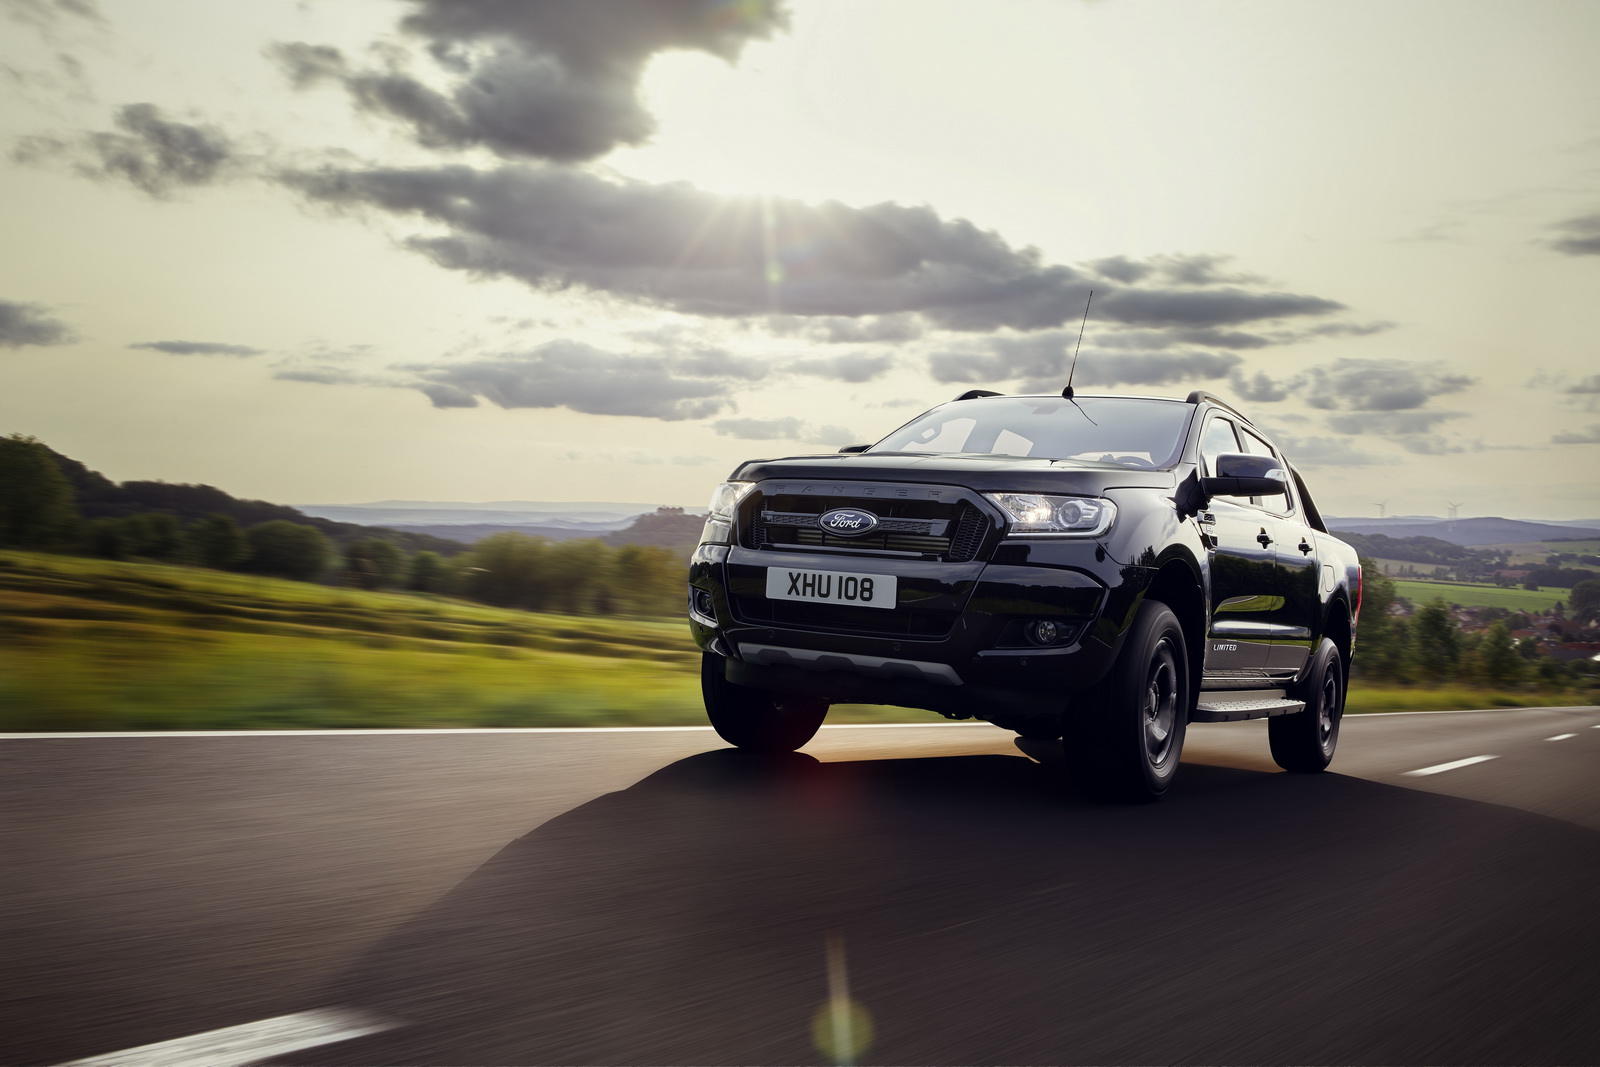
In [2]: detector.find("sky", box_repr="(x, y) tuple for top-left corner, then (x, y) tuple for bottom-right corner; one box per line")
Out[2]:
(1, 0), (1597, 517)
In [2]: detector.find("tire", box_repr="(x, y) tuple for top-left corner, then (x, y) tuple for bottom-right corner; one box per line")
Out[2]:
(1062, 599), (1190, 802)
(1269, 637), (1344, 773)
(701, 652), (829, 754)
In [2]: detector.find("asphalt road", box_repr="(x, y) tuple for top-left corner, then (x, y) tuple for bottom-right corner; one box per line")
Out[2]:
(3, 708), (1599, 1065)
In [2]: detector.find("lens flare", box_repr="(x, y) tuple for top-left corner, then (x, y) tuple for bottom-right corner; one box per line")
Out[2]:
(812, 930), (873, 1066)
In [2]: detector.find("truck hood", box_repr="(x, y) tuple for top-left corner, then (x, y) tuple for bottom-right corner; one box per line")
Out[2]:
(731, 452), (1178, 494)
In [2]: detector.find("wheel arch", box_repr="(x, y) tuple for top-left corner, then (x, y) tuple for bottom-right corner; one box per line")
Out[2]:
(1322, 596), (1353, 674)
(1141, 553), (1205, 694)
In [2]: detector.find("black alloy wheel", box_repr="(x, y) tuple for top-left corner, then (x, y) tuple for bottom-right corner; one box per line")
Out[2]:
(1063, 600), (1191, 802)
(1269, 637), (1344, 773)
(701, 652), (829, 754)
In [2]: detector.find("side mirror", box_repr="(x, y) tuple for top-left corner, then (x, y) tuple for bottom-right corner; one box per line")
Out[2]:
(837, 444), (871, 453)
(1202, 452), (1288, 498)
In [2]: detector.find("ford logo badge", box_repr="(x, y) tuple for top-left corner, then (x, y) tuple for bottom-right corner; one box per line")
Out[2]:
(818, 507), (880, 537)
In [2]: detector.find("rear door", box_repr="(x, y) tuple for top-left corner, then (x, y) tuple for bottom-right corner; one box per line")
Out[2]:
(1197, 414), (1274, 675)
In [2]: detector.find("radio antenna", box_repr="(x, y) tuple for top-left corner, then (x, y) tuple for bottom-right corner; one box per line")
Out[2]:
(1063, 289), (1093, 400)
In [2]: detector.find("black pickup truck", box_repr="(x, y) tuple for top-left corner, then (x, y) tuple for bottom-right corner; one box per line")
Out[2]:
(687, 390), (1363, 800)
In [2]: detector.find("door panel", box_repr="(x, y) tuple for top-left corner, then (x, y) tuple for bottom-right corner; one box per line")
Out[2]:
(1260, 519), (1319, 674)
(1202, 500), (1275, 674)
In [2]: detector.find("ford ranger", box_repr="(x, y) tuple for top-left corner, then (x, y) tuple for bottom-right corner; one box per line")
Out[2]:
(687, 390), (1362, 801)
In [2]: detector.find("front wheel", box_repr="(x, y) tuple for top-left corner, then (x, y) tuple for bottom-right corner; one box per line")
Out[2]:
(1062, 600), (1191, 802)
(1269, 637), (1344, 773)
(701, 653), (828, 754)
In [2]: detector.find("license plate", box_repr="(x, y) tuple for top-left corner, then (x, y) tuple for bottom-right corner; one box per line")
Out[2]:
(765, 567), (897, 610)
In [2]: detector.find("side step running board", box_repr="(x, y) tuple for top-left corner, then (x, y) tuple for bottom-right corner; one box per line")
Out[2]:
(1191, 692), (1306, 723)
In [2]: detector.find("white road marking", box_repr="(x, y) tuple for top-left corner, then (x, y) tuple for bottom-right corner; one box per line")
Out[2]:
(1405, 755), (1499, 777)
(2, 708), (1594, 741)
(1546, 734), (1577, 741)
(56, 1008), (394, 1067)
(0, 722), (994, 740)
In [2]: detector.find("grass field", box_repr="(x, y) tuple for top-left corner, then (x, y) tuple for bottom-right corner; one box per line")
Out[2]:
(1390, 579), (1567, 612)
(1, 551), (1588, 731)
(1484, 539), (1600, 566)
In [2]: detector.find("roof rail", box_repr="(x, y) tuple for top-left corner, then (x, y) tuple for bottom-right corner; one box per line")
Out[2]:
(1185, 389), (1252, 424)
(954, 389), (1004, 401)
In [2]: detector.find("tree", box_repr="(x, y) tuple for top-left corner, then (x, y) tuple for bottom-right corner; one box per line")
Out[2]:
(344, 538), (406, 590)
(407, 550), (447, 593)
(0, 433), (79, 548)
(1409, 598), (1462, 684)
(85, 517), (129, 560)
(1571, 580), (1600, 625)
(1352, 558), (1409, 682)
(1477, 622), (1524, 688)
(462, 533), (555, 610)
(245, 521), (332, 581)
(120, 512), (186, 562)
(189, 514), (249, 570)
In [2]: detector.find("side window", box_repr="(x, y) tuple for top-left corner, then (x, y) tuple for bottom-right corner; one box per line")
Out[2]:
(1239, 426), (1294, 515)
(1198, 416), (1240, 477)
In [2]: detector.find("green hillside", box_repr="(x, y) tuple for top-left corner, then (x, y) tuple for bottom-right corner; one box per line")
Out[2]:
(0, 550), (706, 731)
(1390, 579), (1566, 612)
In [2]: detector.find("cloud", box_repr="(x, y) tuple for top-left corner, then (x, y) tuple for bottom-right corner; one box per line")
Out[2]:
(1229, 370), (1290, 403)
(790, 352), (892, 382)
(713, 416), (803, 439)
(1096, 288), (1344, 329)
(403, 340), (733, 420)
(712, 417), (856, 445)
(1325, 410), (1465, 435)
(764, 313), (925, 344)
(1, 0), (101, 29)
(14, 103), (235, 197)
(0, 299), (71, 347)
(1552, 423), (1600, 444)
(271, 0), (788, 163)
(282, 164), (1354, 336)
(1299, 358), (1473, 411)
(1550, 213), (1600, 256)
(673, 348), (767, 380)
(1570, 374), (1600, 394)
(273, 367), (364, 385)
(1272, 434), (1395, 468)
(130, 340), (264, 357)
(928, 331), (1240, 389)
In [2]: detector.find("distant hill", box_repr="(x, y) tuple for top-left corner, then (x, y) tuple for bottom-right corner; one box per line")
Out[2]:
(1326, 516), (1600, 547)
(44, 447), (470, 556)
(604, 507), (705, 558)
(298, 501), (657, 528)
(378, 523), (629, 545)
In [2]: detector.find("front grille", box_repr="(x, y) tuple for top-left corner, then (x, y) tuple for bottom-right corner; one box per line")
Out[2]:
(733, 596), (957, 638)
(743, 493), (991, 562)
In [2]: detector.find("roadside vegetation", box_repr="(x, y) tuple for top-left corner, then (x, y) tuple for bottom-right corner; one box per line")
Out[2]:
(2, 433), (1594, 730)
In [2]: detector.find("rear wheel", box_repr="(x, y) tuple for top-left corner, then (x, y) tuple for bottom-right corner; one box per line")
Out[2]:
(1269, 637), (1344, 773)
(701, 653), (828, 754)
(1062, 600), (1190, 802)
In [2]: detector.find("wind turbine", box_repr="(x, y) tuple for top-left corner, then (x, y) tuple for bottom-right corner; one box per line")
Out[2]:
(1446, 501), (1463, 522)
(1373, 500), (1389, 519)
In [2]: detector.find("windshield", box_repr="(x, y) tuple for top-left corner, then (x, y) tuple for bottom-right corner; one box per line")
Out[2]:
(871, 396), (1193, 469)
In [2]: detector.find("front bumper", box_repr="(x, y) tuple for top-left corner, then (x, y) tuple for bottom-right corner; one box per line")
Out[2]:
(689, 540), (1148, 719)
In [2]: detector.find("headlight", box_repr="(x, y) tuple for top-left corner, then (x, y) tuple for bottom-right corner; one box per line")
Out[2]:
(984, 493), (1115, 537)
(700, 481), (754, 544)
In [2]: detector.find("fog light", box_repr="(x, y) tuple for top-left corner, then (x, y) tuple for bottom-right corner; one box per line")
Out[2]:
(693, 588), (716, 620)
(1025, 620), (1060, 646)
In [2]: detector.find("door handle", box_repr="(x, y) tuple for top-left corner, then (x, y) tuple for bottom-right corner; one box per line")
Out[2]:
(1298, 539), (1313, 555)
(1256, 529), (1273, 547)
